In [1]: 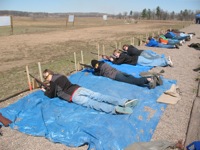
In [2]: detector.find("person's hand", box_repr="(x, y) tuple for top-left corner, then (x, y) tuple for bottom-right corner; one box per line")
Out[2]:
(41, 87), (46, 92)
(102, 55), (108, 60)
(109, 57), (114, 62)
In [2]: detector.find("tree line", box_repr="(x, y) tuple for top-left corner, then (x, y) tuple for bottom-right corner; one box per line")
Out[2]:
(125, 6), (200, 21)
(0, 10), (108, 18)
(0, 6), (200, 21)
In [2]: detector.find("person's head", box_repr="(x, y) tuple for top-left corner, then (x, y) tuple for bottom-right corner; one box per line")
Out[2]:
(148, 36), (153, 40)
(122, 44), (129, 51)
(43, 69), (54, 81)
(167, 29), (171, 32)
(113, 49), (121, 58)
(91, 59), (99, 69)
(145, 36), (153, 44)
(165, 29), (171, 33)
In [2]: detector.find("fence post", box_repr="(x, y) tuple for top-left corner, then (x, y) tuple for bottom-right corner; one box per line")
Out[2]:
(38, 62), (43, 82)
(81, 51), (84, 64)
(103, 44), (105, 55)
(97, 43), (100, 60)
(74, 52), (77, 72)
(26, 65), (32, 91)
(119, 42), (121, 49)
(115, 41), (118, 49)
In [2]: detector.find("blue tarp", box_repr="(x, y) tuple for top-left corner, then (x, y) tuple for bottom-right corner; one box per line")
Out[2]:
(0, 62), (176, 150)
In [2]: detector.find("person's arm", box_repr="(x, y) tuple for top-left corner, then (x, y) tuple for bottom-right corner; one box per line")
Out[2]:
(102, 55), (115, 62)
(145, 40), (151, 46)
(44, 81), (56, 98)
(146, 39), (157, 47)
(93, 68), (100, 76)
(129, 45), (139, 50)
(112, 54), (126, 65)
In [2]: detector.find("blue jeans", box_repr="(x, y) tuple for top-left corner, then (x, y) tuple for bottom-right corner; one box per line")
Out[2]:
(115, 72), (148, 86)
(72, 87), (127, 114)
(167, 39), (180, 45)
(157, 43), (175, 48)
(137, 56), (168, 67)
(174, 35), (189, 40)
(179, 33), (190, 38)
(140, 50), (163, 59)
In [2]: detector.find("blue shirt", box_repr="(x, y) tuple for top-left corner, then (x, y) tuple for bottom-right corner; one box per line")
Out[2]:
(145, 39), (159, 47)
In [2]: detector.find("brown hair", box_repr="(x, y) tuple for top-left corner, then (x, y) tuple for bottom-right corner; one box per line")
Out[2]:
(43, 69), (54, 75)
(113, 49), (121, 55)
(148, 36), (153, 40)
(122, 44), (129, 50)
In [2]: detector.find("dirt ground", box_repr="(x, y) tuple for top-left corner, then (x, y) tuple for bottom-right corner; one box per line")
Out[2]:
(0, 20), (186, 72)
(0, 22), (200, 150)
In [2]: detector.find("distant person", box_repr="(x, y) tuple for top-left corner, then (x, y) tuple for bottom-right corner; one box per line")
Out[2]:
(145, 36), (179, 49)
(42, 69), (138, 115)
(122, 44), (166, 59)
(164, 29), (191, 41)
(103, 49), (173, 67)
(159, 35), (183, 46)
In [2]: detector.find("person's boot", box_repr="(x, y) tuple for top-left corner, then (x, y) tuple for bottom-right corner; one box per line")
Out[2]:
(124, 99), (138, 107)
(154, 74), (163, 85)
(148, 76), (157, 89)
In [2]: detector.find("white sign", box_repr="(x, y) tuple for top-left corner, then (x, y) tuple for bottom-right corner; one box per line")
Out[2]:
(103, 15), (107, 21)
(68, 15), (74, 22)
(0, 16), (11, 26)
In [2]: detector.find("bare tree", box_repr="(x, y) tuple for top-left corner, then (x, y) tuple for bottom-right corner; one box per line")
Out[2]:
(170, 11), (175, 20)
(117, 13), (123, 19)
(133, 11), (140, 19)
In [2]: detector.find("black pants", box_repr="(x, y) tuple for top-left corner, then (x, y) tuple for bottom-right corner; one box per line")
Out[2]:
(115, 72), (148, 86)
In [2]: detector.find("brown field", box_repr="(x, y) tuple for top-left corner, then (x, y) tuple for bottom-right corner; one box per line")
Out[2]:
(0, 17), (199, 150)
(0, 17), (191, 100)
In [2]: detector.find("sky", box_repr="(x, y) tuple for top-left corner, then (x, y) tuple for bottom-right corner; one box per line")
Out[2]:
(0, 0), (200, 14)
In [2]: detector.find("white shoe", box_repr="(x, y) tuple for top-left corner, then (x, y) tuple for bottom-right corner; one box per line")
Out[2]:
(167, 56), (173, 67)
(189, 34), (193, 39)
(115, 106), (133, 114)
(179, 40), (183, 46)
(124, 99), (138, 107)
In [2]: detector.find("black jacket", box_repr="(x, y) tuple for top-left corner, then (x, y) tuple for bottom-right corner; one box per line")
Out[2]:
(127, 45), (143, 56)
(113, 53), (138, 65)
(44, 74), (80, 102)
(93, 62), (119, 79)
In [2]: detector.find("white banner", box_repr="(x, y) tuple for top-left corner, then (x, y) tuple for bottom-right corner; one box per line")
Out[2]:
(103, 15), (107, 21)
(68, 15), (74, 22)
(0, 16), (11, 27)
